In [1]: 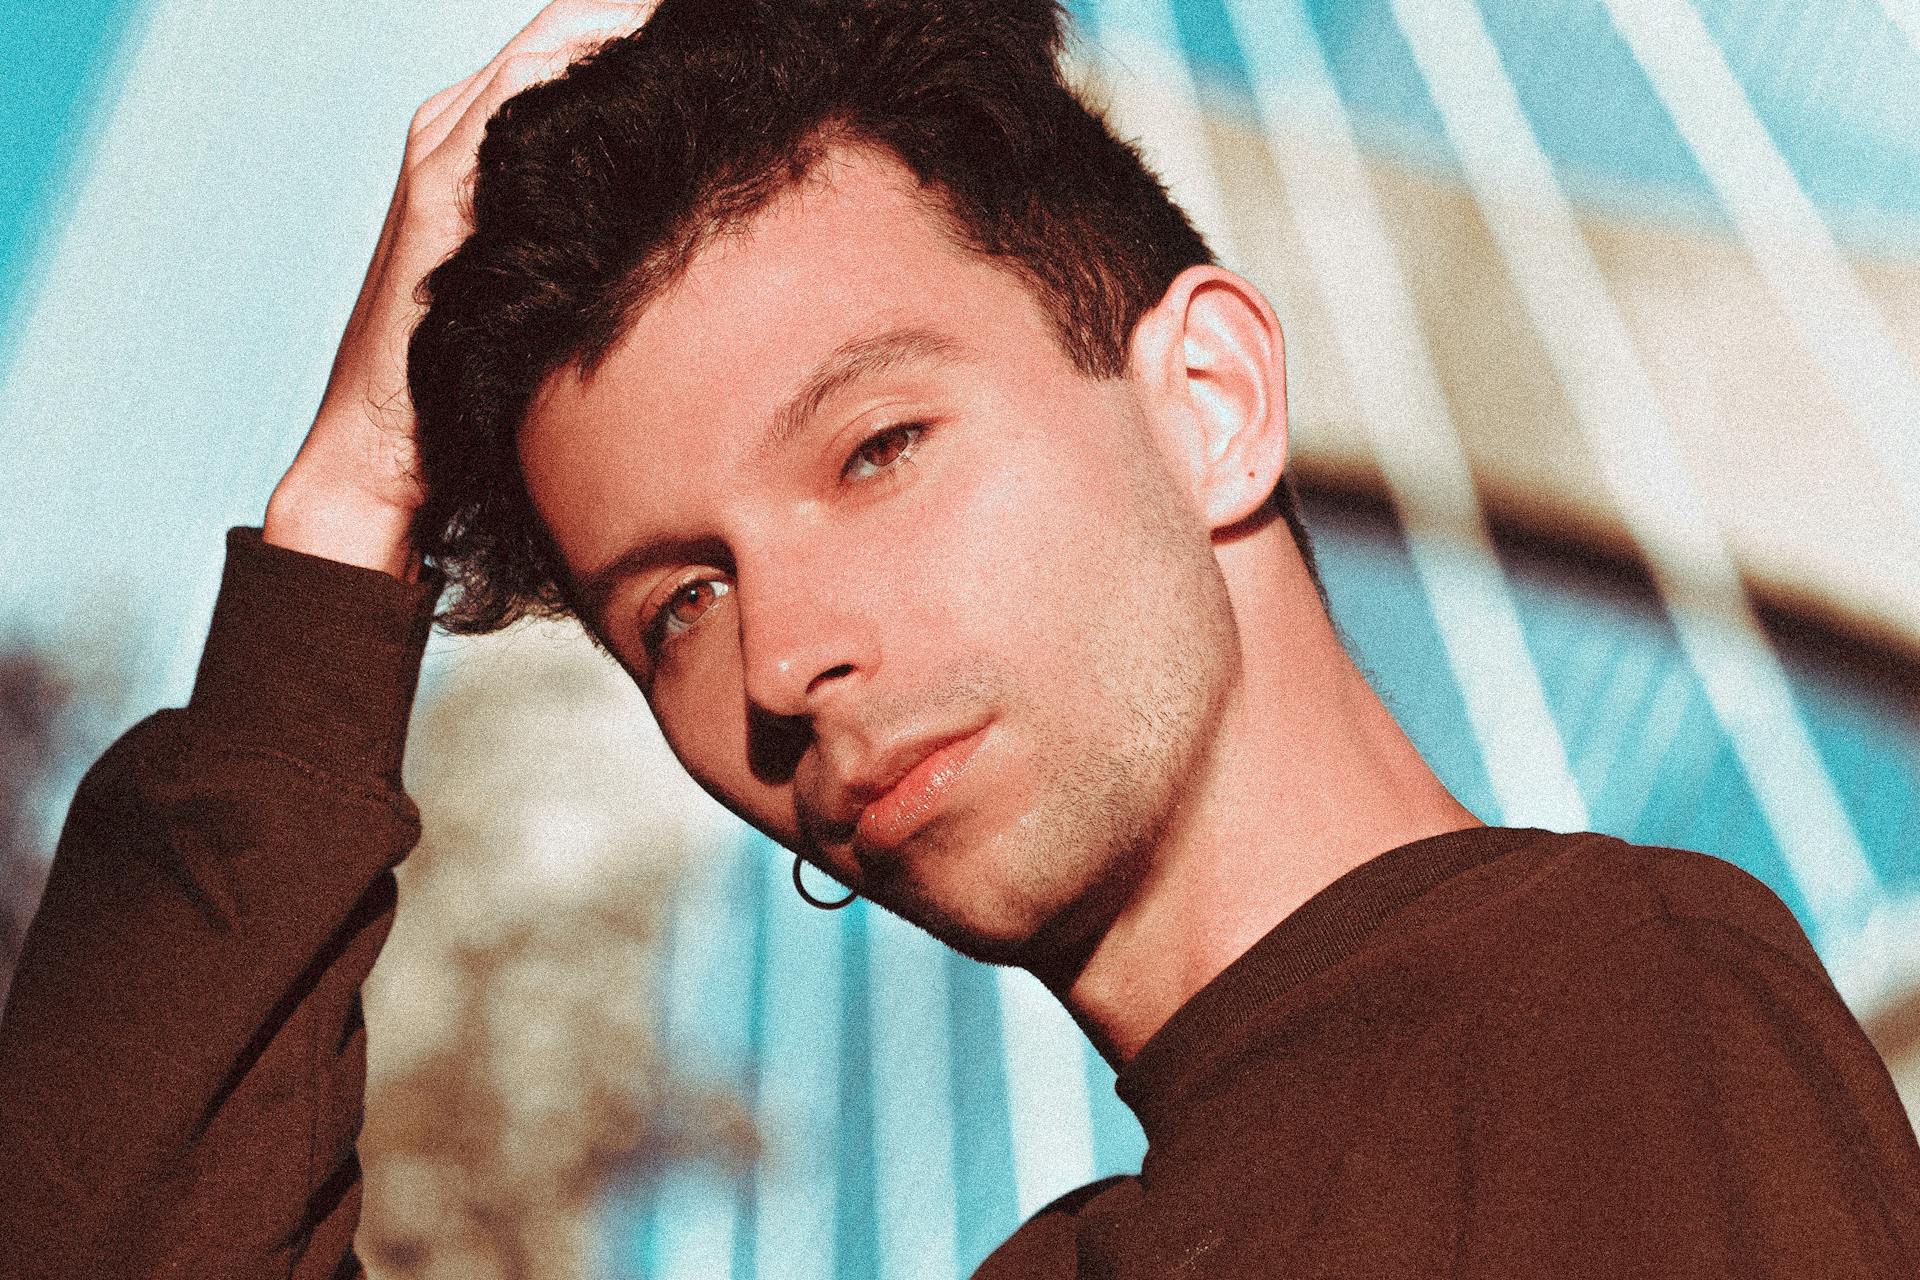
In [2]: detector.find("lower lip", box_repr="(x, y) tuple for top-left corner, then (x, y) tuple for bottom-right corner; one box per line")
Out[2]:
(856, 727), (988, 852)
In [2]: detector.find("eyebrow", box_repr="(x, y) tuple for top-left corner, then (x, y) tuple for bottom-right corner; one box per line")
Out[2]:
(751, 325), (965, 463)
(569, 325), (966, 628)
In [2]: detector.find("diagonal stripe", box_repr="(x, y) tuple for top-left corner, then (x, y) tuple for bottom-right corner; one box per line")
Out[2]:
(1087, 0), (1247, 268)
(1603, 0), (1920, 537)
(1386, 0), (1882, 993)
(1218, 0), (1590, 832)
(1879, 0), (1920, 57)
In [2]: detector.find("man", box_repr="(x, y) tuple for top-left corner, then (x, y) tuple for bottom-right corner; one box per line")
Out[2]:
(1, 0), (1916, 1276)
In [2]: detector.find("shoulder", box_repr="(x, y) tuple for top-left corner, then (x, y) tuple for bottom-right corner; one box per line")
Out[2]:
(1451, 834), (1874, 1097)
(1378, 830), (1870, 1088)
(1574, 832), (1811, 937)
(1427, 829), (1830, 988)
(1597, 836), (1834, 986)
(1444, 845), (1920, 1272)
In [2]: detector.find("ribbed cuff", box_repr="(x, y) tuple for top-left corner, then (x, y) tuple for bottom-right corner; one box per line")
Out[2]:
(189, 528), (441, 785)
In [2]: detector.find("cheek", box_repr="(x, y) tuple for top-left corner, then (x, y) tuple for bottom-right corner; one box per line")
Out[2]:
(648, 646), (763, 809)
(937, 424), (1135, 637)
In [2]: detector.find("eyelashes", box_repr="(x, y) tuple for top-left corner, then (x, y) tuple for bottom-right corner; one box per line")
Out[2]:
(842, 421), (927, 481)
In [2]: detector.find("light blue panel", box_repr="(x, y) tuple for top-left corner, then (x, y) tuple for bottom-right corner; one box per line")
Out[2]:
(866, 908), (960, 1279)
(1484, 544), (1818, 931)
(748, 838), (848, 1280)
(0, 1), (535, 715)
(0, 0), (148, 368)
(643, 1166), (751, 1280)
(623, 834), (761, 1279)
(1781, 665), (1920, 898)
(946, 952), (1020, 1276)
(734, 843), (774, 1280)
(1472, 0), (1720, 220)
(1179, 0), (1920, 239)
(1297, 0), (1456, 162)
(832, 901), (881, 1280)
(1693, 0), (1920, 229)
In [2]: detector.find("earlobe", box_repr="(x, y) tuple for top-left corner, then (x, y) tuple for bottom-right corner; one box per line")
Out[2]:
(1131, 265), (1290, 532)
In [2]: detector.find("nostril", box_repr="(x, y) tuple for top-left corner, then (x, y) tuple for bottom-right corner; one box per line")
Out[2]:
(747, 706), (811, 784)
(807, 662), (856, 695)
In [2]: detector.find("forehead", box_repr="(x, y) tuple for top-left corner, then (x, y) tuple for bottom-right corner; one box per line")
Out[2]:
(526, 146), (1053, 434)
(518, 144), (1069, 563)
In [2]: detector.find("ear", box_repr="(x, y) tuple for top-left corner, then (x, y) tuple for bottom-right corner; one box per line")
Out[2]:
(1127, 265), (1289, 531)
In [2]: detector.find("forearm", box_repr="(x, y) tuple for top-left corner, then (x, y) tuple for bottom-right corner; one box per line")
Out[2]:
(0, 529), (439, 1280)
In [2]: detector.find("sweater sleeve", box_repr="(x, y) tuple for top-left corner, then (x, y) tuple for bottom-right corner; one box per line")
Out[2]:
(0, 528), (440, 1280)
(1460, 907), (1920, 1278)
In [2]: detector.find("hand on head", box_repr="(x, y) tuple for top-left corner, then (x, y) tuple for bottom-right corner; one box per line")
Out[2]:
(264, 0), (659, 579)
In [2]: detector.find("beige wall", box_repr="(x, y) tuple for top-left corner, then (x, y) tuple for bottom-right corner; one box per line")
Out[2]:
(1090, 60), (1920, 651)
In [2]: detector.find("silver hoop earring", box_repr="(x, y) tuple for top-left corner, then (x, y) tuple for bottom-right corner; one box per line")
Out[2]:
(792, 855), (857, 910)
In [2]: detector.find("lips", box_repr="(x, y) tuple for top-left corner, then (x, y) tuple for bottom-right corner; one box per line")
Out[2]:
(812, 724), (989, 854)
(854, 726), (988, 851)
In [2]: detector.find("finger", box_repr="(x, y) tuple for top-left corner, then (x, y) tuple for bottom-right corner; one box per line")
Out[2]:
(476, 0), (648, 98)
(413, 47), (580, 189)
(410, 59), (502, 158)
(515, 0), (654, 50)
(494, 0), (628, 56)
(410, 1), (645, 155)
(414, 74), (474, 133)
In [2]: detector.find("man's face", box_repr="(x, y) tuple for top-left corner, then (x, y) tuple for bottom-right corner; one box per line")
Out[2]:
(520, 146), (1241, 971)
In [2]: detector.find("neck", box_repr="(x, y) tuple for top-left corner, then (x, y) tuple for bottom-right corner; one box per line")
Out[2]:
(1042, 528), (1480, 1066)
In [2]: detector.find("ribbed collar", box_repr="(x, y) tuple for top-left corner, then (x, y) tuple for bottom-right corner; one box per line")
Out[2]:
(1115, 825), (1549, 1139)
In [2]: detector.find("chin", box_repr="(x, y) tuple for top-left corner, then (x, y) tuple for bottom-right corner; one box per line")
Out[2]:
(870, 821), (1140, 976)
(859, 852), (1035, 967)
(886, 892), (1052, 969)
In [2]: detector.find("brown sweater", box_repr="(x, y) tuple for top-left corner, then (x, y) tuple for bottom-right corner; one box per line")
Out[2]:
(980, 826), (1920, 1276)
(1, 531), (1917, 1278)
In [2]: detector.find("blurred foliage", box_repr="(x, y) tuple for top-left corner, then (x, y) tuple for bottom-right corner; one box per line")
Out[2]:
(0, 650), (75, 1010)
(356, 624), (752, 1280)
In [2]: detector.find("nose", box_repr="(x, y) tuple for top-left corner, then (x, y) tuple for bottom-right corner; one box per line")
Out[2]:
(734, 535), (878, 724)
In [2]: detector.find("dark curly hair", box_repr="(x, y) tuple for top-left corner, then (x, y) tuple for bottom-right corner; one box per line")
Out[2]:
(408, 0), (1321, 633)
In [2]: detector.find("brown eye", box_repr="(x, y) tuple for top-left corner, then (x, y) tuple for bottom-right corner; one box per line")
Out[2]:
(669, 580), (721, 625)
(844, 423), (926, 480)
(650, 578), (732, 650)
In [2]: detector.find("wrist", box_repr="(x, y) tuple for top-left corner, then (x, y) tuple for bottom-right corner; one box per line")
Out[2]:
(264, 471), (421, 581)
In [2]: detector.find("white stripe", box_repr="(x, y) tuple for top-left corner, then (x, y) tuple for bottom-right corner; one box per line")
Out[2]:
(1878, 0), (1920, 57)
(0, 0), (539, 706)
(995, 968), (1097, 1220)
(1602, 0), (1920, 535)
(1824, 893), (1920, 1023)
(1088, 0), (1247, 268)
(867, 908), (959, 1280)
(1220, 0), (1589, 832)
(1387, 0), (1881, 971)
(751, 847), (845, 1280)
